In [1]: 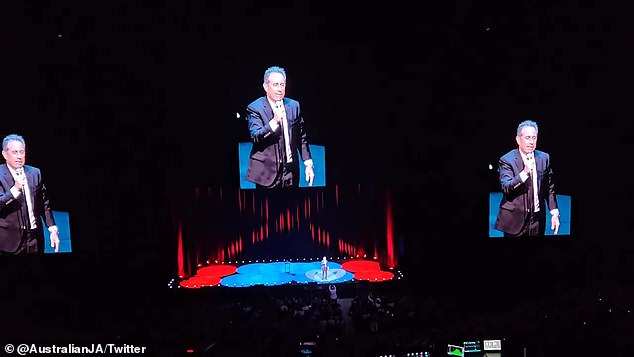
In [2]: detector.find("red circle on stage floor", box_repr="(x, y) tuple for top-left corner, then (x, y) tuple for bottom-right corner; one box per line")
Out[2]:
(179, 276), (222, 288)
(354, 270), (395, 282)
(196, 265), (238, 277)
(341, 260), (381, 273)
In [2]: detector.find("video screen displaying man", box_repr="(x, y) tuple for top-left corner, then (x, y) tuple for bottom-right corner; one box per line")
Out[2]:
(0, 134), (61, 255)
(493, 120), (561, 237)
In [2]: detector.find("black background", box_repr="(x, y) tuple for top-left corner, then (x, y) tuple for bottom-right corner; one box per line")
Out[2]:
(1, 0), (631, 350)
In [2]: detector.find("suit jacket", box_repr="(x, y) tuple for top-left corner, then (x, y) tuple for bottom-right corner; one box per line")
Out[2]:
(0, 164), (56, 253)
(245, 96), (312, 187)
(494, 149), (558, 235)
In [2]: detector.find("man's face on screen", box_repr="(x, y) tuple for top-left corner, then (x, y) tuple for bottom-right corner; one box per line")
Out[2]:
(516, 126), (538, 154)
(2, 140), (26, 170)
(263, 72), (286, 102)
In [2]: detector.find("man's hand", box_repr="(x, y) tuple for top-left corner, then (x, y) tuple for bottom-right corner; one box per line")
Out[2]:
(305, 165), (315, 186)
(267, 112), (283, 133)
(523, 154), (536, 175)
(551, 214), (560, 235)
(14, 174), (26, 191)
(50, 231), (60, 252)
(274, 102), (285, 124)
(273, 111), (282, 124)
(523, 158), (534, 175)
(523, 163), (532, 175)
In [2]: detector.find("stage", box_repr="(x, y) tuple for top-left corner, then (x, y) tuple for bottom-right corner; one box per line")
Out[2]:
(175, 259), (397, 288)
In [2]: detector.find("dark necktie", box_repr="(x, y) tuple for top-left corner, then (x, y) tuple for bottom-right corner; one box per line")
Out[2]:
(16, 172), (30, 230)
(527, 172), (535, 213)
(276, 102), (292, 163)
(21, 194), (30, 229)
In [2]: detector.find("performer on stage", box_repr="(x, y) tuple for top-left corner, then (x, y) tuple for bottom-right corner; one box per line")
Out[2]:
(321, 256), (328, 281)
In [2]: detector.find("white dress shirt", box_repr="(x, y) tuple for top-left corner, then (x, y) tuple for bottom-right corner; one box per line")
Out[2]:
(266, 98), (314, 169)
(518, 151), (559, 216)
(8, 166), (37, 228)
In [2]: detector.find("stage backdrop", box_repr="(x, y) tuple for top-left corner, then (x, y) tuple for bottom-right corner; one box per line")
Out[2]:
(173, 184), (397, 278)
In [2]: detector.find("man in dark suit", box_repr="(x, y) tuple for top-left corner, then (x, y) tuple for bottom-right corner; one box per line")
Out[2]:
(494, 121), (560, 236)
(245, 66), (314, 189)
(0, 134), (60, 254)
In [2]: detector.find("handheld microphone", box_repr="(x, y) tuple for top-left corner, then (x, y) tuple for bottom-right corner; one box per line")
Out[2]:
(14, 167), (26, 193)
(526, 152), (535, 172)
(15, 167), (25, 184)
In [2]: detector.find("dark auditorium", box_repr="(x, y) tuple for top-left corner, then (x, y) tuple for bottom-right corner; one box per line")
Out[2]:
(1, 1), (632, 356)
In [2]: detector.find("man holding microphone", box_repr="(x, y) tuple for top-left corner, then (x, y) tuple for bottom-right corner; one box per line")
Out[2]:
(0, 134), (60, 254)
(245, 66), (315, 189)
(494, 121), (560, 236)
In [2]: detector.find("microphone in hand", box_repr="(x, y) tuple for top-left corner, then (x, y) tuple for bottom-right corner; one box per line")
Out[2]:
(522, 153), (534, 175)
(15, 167), (26, 189)
(522, 152), (535, 173)
(275, 102), (285, 122)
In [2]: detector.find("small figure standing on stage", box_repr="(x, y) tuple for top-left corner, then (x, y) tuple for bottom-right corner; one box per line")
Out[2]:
(321, 256), (328, 281)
